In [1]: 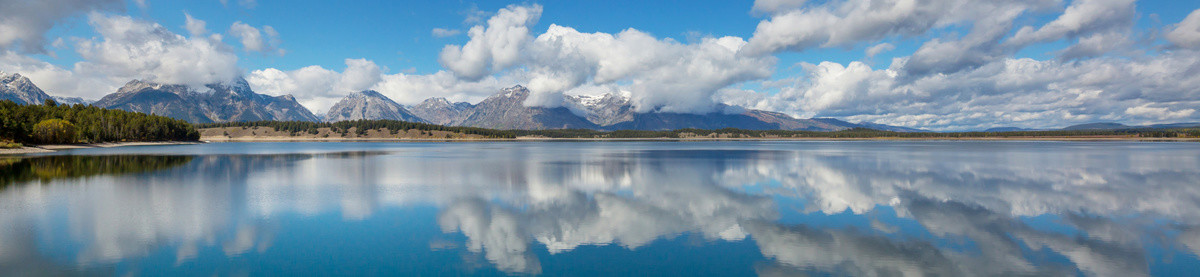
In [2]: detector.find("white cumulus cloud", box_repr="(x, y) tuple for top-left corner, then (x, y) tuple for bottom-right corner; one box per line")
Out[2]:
(1168, 9), (1200, 49)
(0, 13), (242, 99)
(247, 58), (510, 113)
(434, 4), (775, 113)
(229, 21), (283, 55)
(184, 13), (208, 37)
(0, 0), (123, 53)
(439, 4), (542, 81)
(74, 13), (240, 89)
(431, 28), (462, 38)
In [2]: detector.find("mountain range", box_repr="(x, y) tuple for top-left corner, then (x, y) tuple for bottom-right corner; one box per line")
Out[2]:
(403, 85), (901, 131)
(454, 86), (600, 129)
(977, 122), (1200, 132)
(0, 73), (945, 132)
(33, 71), (1197, 132)
(317, 85), (895, 131)
(92, 78), (318, 123)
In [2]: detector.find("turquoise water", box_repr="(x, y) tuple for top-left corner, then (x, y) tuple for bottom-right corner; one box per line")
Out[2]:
(2, 141), (1199, 276)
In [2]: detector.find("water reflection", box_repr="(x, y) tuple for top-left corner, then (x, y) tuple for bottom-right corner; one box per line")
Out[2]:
(0, 142), (1197, 276)
(0, 155), (193, 187)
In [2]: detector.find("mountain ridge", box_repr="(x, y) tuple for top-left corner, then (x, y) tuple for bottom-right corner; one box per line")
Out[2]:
(408, 97), (474, 126)
(93, 78), (319, 123)
(12, 72), (1103, 132)
(324, 90), (425, 123)
(455, 85), (599, 130)
(1, 72), (53, 105)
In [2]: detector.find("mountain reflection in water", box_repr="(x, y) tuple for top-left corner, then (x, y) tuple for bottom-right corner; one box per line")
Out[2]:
(0, 141), (1197, 276)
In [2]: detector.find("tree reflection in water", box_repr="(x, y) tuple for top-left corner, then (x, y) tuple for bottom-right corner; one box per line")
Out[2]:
(0, 155), (194, 187)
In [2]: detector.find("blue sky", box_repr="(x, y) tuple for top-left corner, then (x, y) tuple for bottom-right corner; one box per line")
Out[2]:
(4, 0), (1200, 130)
(127, 1), (768, 73)
(65, 1), (1193, 76)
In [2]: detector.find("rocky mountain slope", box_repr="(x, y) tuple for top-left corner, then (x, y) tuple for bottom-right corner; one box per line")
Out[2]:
(93, 78), (318, 123)
(0, 72), (53, 105)
(324, 90), (425, 123)
(565, 94), (635, 126)
(455, 85), (599, 130)
(405, 86), (918, 131)
(561, 91), (862, 131)
(408, 97), (475, 126)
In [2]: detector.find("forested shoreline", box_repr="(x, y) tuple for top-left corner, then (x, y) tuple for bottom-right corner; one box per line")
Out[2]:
(199, 120), (1200, 140)
(196, 120), (518, 138)
(0, 100), (200, 146)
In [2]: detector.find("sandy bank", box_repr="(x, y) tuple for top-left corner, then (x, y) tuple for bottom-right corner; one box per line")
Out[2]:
(0, 141), (202, 155)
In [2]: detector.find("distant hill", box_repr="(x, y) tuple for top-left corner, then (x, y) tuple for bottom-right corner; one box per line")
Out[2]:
(1062, 123), (1130, 130)
(606, 111), (787, 131)
(94, 78), (319, 123)
(1146, 123), (1200, 129)
(1060, 122), (1200, 131)
(850, 121), (929, 132)
(984, 127), (1036, 132)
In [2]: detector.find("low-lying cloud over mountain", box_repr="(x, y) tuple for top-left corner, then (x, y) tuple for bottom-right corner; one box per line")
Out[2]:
(1, 1), (1199, 130)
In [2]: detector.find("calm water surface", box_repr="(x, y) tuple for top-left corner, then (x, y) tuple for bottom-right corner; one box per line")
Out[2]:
(2, 141), (1200, 276)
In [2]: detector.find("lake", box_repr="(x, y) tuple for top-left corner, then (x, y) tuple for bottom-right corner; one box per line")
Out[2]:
(2, 141), (1199, 276)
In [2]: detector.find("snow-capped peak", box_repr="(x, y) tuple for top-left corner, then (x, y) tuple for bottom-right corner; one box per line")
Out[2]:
(498, 85), (529, 98)
(568, 93), (630, 109)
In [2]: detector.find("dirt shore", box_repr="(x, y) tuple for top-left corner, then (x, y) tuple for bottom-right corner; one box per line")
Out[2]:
(3, 134), (1192, 155)
(0, 141), (202, 155)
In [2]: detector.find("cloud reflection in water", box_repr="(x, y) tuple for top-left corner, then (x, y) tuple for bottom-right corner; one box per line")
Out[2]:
(0, 142), (1196, 276)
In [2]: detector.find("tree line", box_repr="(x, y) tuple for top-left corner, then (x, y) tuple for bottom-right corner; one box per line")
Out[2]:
(0, 100), (200, 145)
(195, 120), (1200, 140)
(195, 119), (518, 138)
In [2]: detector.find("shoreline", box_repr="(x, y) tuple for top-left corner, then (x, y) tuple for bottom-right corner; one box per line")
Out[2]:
(0, 141), (203, 155)
(2, 136), (1194, 156)
(203, 135), (1200, 142)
